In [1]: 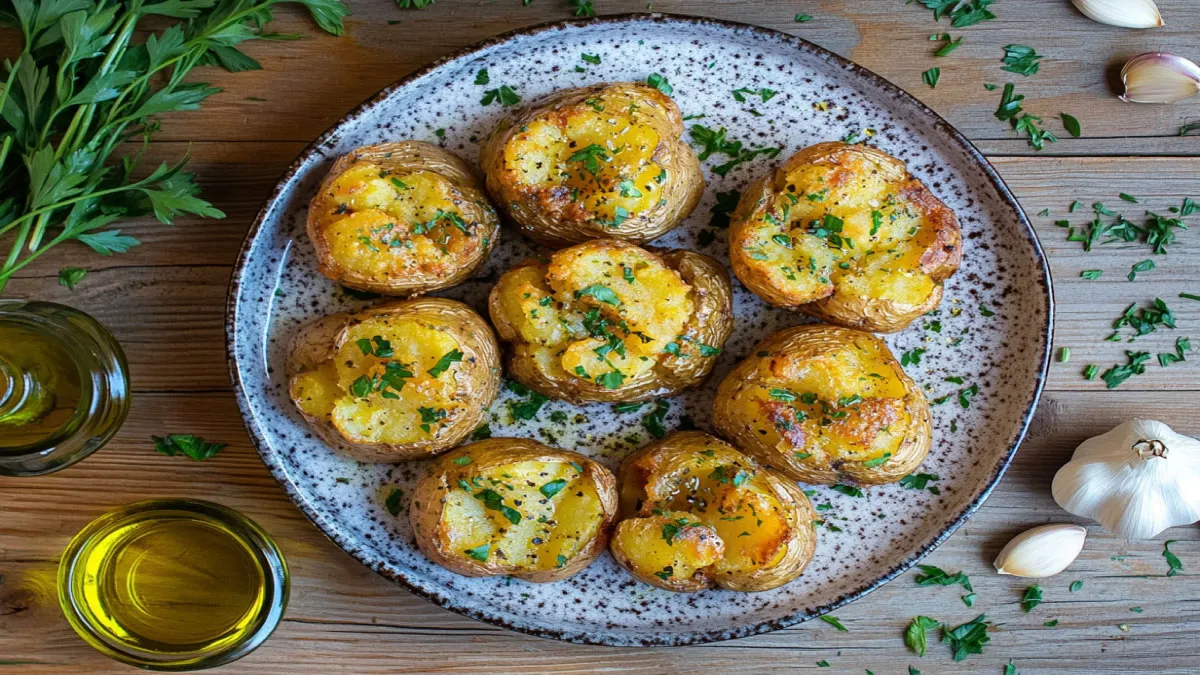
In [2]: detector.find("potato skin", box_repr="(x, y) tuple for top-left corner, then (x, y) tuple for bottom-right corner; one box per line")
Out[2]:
(487, 239), (734, 403)
(308, 141), (500, 296)
(286, 298), (500, 462)
(711, 324), (932, 486)
(409, 438), (619, 582)
(729, 141), (962, 333)
(480, 82), (704, 246)
(610, 431), (818, 593)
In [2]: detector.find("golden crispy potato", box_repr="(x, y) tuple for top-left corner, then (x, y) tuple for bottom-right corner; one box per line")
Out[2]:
(308, 141), (500, 295)
(488, 239), (733, 403)
(480, 82), (703, 246)
(728, 142), (962, 333)
(409, 438), (619, 582)
(711, 324), (932, 486)
(610, 431), (817, 592)
(287, 298), (500, 461)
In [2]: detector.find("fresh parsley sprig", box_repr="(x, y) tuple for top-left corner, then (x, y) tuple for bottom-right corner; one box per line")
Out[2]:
(0, 0), (348, 293)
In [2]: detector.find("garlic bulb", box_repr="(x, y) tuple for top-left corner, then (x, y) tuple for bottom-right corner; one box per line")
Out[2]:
(994, 524), (1087, 578)
(1120, 53), (1200, 103)
(1071, 0), (1164, 29)
(1052, 420), (1200, 539)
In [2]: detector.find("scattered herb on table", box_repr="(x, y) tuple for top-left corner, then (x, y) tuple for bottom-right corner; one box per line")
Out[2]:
(1061, 113), (1082, 137)
(961, 592), (976, 607)
(1163, 539), (1183, 576)
(1069, 580), (1084, 592)
(1059, 347), (1071, 363)
(944, 614), (992, 661)
(993, 83), (1057, 150)
(911, 0), (996, 28)
(1158, 336), (1192, 367)
(1021, 585), (1043, 612)
(930, 33), (963, 56)
(795, 13), (814, 23)
(58, 267), (86, 290)
(914, 564), (972, 591)
(1181, 122), (1200, 136)
(1081, 270), (1102, 280)
(904, 615), (940, 656)
(397, 0), (435, 7)
(922, 67), (941, 88)
(0, 0), (348, 294)
(1001, 45), (1042, 76)
(1100, 351), (1152, 389)
(820, 615), (849, 631)
(153, 434), (227, 461)
(568, 0), (595, 17)
(1006, 659), (1019, 675)
(1120, 192), (1140, 203)
(1128, 259), (1155, 281)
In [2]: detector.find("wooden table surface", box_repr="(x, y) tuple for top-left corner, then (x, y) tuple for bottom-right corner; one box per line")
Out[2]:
(3, 1), (1199, 673)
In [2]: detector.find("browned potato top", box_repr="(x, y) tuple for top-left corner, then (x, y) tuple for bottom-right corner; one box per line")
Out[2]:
(308, 142), (499, 295)
(481, 82), (703, 246)
(610, 431), (817, 592)
(488, 239), (733, 403)
(729, 141), (962, 332)
(712, 324), (932, 485)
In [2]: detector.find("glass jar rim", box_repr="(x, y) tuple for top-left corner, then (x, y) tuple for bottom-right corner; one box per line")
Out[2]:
(58, 499), (289, 672)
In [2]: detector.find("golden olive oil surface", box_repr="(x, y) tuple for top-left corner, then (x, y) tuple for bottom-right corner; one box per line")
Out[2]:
(0, 325), (83, 448)
(78, 517), (267, 653)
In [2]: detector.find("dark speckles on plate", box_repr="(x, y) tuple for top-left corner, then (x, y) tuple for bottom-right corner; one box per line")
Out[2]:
(226, 13), (1051, 647)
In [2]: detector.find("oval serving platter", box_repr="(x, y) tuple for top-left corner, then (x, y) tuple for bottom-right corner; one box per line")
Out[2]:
(227, 13), (1053, 646)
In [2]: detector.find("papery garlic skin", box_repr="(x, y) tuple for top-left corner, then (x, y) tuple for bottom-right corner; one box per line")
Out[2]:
(1052, 420), (1200, 539)
(1072, 0), (1164, 29)
(994, 524), (1087, 578)
(1120, 53), (1200, 103)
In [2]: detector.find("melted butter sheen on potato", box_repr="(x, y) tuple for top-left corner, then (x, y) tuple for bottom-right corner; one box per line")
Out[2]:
(729, 142), (962, 333)
(439, 460), (605, 572)
(291, 313), (466, 445)
(712, 325), (933, 486)
(312, 161), (488, 287)
(503, 106), (664, 223)
(610, 432), (816, 592)
(492, 240), (693, 387)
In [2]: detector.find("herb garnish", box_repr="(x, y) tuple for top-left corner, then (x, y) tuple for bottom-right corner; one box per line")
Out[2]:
(646, 73), (673, 95)
(930, 33), (963, 56)
(795, 13), (813, 22)
(1001, 45), (1042, 76)
(575, 283), (621, 306)
(384, 488), (405, 516)
(1021, 585), (1043, 612)
(464, 543), (489, 561)
(153, 434), (226, 461)
(914, 564), (972, 591)
(900, 472), (941, 493)
(540, 479), (568, 498)
(944, 614), (992, 661)
(506, 380), (550, 420)
(688, 125), (782, 176)
(832, 484), (864, 498)
(922, 67), (941, 88)
(568, 0), (595, 17)
(642, 399), (670, 438)
(1061, 113), (1082, 137)
(1100, 351), (1151, 389)
(820, 615), (849, 631)
(473, 488), (522, 524)
(1164, 539), (1183, 576)
(480, 84), (521, 106)
(732, 87), (777, 103)
(474, 69), (490, 85)
(1128, 259), (1155, 281)
(427, 349), (464, 377)
(1158, 336), (1192, 367)
(912, 0), (996, 27)
(58, 267), (86, 290)
(904, 616), (940, 656)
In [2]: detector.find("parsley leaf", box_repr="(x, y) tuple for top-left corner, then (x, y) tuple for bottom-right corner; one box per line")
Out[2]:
(904, 616), (940, 656)
(427, 349), (464, 377)
(1001, 45), (1042, 76)
(152, 434), (226, 461)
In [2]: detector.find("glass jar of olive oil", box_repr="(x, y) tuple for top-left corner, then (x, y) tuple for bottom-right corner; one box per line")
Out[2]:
(58, 499), (289, 671)
(0, 299), (129, 476)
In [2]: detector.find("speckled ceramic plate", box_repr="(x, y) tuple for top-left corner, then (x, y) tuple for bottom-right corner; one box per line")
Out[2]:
(226, 14), (1053, 646)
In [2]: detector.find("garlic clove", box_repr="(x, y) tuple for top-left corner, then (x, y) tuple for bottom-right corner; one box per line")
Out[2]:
(1052, 420), (1200, 539)
(994, 524), (1087, 578)
(1071, 0), (1164, 29)
(1120, 53), (1200, 103)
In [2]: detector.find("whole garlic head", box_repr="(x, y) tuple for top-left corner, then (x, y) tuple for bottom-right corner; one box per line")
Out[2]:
(1052, 420), (1200, 539)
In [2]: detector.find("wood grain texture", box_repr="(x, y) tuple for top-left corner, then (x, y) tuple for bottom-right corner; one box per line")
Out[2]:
(3, 1), (1200, 673)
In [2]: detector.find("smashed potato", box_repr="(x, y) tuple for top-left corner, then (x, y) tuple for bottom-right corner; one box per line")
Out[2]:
(610, 431), (817, 592)
(480, 82), (703, 246)
(728, 141), (962, 332)
(287, 298), (500, 461)
(711, 324), (932, 485)
(409, 438), (618, 582)
(308, 141), (500, 295)
(488, 239), (733, 403)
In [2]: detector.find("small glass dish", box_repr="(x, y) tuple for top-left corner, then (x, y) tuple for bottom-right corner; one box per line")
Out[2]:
(58, 499), (289, 671)
(0, 299), (129, 476)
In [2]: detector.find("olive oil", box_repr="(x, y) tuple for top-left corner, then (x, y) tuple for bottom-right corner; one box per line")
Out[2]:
(0, 325), (84, 448)
(0, 300), (128, 476)
(60, 500), (288, 670)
